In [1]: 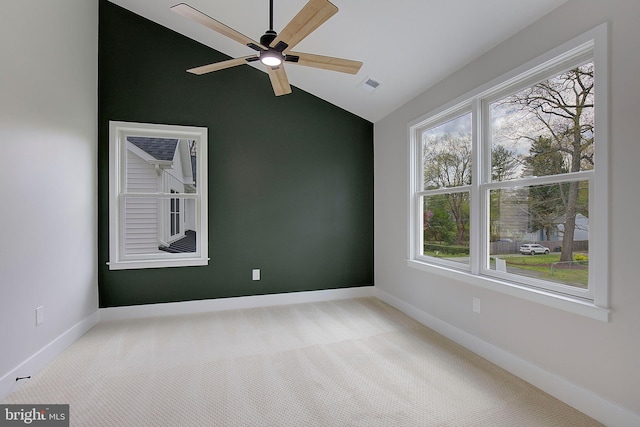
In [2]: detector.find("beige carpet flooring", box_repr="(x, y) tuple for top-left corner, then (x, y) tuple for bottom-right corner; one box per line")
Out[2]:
(3, 298), (603, 426)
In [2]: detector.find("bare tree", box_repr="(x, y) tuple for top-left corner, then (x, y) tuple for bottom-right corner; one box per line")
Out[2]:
(502, 63), (594, 261)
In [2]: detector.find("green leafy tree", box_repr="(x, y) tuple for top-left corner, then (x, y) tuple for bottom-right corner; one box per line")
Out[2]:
(423, 134), (471, 245)
(524, 136), (567, 240)
(423, 195), (455, 244)
(491, 145), (519, 182)
(490, 145), (519, 240)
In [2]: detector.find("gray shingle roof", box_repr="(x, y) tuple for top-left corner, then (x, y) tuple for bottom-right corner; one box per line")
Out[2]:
(127, 136), (178, 161)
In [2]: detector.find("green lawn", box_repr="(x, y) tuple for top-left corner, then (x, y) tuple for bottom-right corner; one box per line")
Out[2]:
(497, 253), (588, 288)
(424, 248), (589, 288)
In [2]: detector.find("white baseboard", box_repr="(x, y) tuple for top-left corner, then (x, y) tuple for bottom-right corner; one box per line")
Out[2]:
(0, 311), (100, 402)
(100, 286), (375, 321)
(374, 288), (640, 427)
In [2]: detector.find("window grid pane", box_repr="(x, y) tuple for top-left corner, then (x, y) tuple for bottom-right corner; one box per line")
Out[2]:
(487, 180), (589, 290)
(422, 113), (473, 190)
(422, 193), (470, 266)
(489, 62), (595, 183)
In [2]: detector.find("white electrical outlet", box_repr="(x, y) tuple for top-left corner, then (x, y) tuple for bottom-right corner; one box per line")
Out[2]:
(473, 297), (481, 314)
(36, 306), (45, 325)
(252, 269), (260, 281)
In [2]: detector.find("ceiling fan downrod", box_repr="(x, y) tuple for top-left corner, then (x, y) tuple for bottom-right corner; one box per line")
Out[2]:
(260, 0), (277, 46)
(258, 0), (286, 66)
(269, 0), (274, 32)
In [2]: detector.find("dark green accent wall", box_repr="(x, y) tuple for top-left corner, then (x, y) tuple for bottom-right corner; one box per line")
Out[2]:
(98, 0), (373, 307)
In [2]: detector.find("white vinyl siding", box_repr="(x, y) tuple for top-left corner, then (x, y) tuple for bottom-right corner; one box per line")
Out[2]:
(126, 148), (159, 193)
(124, 149), (160, 255)
(123, 198), (159, 255)
(163, 170), (186, 194)
(165, 146), (185, 187)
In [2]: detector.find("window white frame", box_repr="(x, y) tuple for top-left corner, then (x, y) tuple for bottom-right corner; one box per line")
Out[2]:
(414, 107), (473, 271)
(407, 24), (609, 321)
(108, 121), (209, 270)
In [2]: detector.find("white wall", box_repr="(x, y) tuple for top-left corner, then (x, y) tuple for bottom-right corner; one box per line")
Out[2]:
(374, 0), (640, 422)
(0, 0), (99, 398)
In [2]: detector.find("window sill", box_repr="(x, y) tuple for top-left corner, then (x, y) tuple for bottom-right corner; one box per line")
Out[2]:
(108, 258), (209, 270)
(406, 259), (609, 322)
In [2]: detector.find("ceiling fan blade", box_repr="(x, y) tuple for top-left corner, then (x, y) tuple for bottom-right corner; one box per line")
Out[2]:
(287, 51), (362, 74)
(270, 0), (338, 53)
(171, 3), (265, 50)
(187, 56), (257, 75)
(266, 65), (292, 96)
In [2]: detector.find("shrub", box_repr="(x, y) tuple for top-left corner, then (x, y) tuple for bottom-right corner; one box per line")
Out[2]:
(424, 243), (470, 256)
(574, 253), (589, 265)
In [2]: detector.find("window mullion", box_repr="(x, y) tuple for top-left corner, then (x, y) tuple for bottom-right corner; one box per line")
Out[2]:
(469, 99), (483, 275)
(408, 126), (421, 260)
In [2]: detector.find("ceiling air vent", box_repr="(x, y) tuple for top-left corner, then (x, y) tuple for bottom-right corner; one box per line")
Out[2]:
(358, 77), (381, 93)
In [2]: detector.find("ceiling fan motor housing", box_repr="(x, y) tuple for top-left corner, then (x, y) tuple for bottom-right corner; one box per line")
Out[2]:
(260, 29), (277, 47)
(258, 30), (286, 66)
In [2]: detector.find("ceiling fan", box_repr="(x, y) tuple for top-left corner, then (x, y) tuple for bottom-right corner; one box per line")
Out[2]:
(171, 0), (363, 96)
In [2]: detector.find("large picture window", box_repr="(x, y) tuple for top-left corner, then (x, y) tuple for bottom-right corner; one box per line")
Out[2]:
(408, 25), (608, 319)
(108, 121), (208, 270)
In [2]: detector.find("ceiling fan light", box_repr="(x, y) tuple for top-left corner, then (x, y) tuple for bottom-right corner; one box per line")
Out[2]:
(260, 51), (283, 67)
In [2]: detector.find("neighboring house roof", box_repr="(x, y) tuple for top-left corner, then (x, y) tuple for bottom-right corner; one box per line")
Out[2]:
(127, 136), (178, 161)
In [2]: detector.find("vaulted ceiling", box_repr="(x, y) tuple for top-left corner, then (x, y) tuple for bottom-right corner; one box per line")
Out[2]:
(108, 0), (567, 122)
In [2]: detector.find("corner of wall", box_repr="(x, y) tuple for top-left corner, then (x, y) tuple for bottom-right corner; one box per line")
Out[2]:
(1, 311), (99, 402)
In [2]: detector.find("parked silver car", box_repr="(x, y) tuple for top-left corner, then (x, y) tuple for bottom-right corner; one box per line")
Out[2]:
(519, 243), (550, 255)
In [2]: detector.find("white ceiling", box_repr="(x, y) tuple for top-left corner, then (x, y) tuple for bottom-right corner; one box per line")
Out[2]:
(108, 0), (567, 122)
